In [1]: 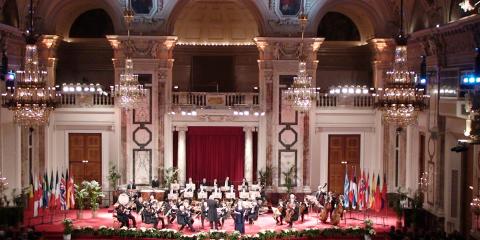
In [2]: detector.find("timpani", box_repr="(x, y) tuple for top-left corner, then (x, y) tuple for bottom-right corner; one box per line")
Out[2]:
(141, 189), (153, 200)
(154, 189), (164, 201)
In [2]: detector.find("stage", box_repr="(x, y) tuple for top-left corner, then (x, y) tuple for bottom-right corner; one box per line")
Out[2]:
(30, 208), (396, 239)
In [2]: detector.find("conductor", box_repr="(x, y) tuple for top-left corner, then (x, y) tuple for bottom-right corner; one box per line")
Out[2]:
(206, 195), (220, 230)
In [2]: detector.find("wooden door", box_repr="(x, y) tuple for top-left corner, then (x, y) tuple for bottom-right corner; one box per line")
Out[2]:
(69, 133), (102, 184)
(328, 135), (361, 194)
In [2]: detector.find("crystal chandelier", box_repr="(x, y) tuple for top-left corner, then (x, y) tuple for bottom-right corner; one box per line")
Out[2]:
(283, 9), (317, 113)
(375, 0), (428, 126)
(459, 0), (479, 12)
(111, 0), (146, 109)
(1, 0), (59, 126)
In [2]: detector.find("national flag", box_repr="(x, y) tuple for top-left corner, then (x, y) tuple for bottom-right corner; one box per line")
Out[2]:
(381, 174), (388, 210)
(348, 169), (354, 206)
(358, 170), (366, 209)
(35, 175), (43, 214)
(375, 174), (382, 212)
(27, 171), (34, 213)
(369, 173), (375, 209)
(55, 170), (60, 208)
(49, 171), (55, 208)
(365, 172), (369, 208)
(42, 172), (49, 208)
(68, 175), (75, 209)
(60, 173), (67, 210)
(350, 172), (358, 209)
(343, 170), (350, 208)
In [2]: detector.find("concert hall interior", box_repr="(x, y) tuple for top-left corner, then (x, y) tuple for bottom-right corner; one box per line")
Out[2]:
(0, 0), (479, 239)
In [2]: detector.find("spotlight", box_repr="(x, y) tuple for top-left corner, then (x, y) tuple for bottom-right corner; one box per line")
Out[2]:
(451, 142), (469, 152)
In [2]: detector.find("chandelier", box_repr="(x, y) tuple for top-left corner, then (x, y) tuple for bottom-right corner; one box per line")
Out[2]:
(1, 0), (59, 126)
(459, 0), (480, 12)
(375, 0), (428, 126)
(111, 0), (146, 109)
(283, 11), (317, 113)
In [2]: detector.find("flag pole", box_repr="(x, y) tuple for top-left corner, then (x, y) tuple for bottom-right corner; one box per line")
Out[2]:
(342, 160), (348, 225)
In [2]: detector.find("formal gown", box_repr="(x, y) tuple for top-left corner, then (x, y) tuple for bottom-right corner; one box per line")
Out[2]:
(233, 207), (245, 234)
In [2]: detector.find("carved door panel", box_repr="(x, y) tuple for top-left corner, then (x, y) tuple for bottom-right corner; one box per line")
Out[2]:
(69, 133), (102, 184)
(328, 135), (360, 194)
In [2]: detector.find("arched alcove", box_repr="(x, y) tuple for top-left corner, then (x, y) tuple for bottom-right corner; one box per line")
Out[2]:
(172, 0), (260, 44)
(55, 8), (114, 87)
(0, 0), (19, 28)
(69, 9), (114, 38)
(317, 12), (360, 41)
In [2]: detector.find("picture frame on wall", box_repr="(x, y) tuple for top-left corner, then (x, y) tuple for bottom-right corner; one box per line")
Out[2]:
(279, 0), (301, 16)
(427, 161), (435, 205)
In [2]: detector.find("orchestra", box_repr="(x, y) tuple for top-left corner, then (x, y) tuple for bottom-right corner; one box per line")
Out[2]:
(113, 180), (346, 232)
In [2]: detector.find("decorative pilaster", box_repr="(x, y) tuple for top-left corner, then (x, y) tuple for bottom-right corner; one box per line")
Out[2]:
(254, 37), (323, 191)
(176, 126), (188, 185)
(107, 36), (178, 186)
(244, 127), (254, 183)
(367, 38), (396, 88)
(38, 35), (62, 87)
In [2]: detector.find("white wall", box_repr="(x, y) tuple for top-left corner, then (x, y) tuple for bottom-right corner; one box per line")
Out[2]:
(50, 108), (120, 190)
(312, 109), (380, 189)
(0, 108), (21, 203)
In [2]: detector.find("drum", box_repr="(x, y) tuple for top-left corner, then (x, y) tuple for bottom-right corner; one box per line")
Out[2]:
(154, 190), (164, 201)
(118, 193), (130, 206)
(141, 190), (153, 200)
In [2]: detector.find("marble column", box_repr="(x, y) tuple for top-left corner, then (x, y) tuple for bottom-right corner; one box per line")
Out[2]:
(244, 127), (253, 183)
(177, 126), (188, 185)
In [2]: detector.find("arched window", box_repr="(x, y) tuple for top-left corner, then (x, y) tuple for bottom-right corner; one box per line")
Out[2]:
(0, 0), (19, 28)
(317, 12), (360, 41)
(69, 9), (114, 38)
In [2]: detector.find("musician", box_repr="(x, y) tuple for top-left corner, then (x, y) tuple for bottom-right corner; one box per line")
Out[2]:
(246, 201), (259, 224)
(177, 205), (195, 232)
(141, 196), (164, 229)
(329, 193), (338, 219)
(206, 195), (220, 230)
(124, 201), (137, 228)
(200, 200), (208, 229)
(240, 178), (249, 191)
(299, 198), (308, 222)
(285, 194), (299, 228)
(164, 200), (177, 224)
(224, 176), (232, 188)
(127, 179), (136, 190)
(200, 178), (208, 188)
(218, 201), (229, 227)
(213, 179), (218, 189)
(275, 200), (286, 225)
(233, 199), (246, 234)
(151, 176), (160, 188)
(212, 185), (220, 195)
(114, 203), (130, 228)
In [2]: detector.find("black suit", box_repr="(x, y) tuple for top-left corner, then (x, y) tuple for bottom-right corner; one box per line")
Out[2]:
(207, 199), (220, 230)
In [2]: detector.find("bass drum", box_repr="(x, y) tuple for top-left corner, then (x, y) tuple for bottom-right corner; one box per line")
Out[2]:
(118, 193), (130, 206)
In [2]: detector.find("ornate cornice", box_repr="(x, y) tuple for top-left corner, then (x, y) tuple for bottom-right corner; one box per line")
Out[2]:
(106, 35), (177, 60)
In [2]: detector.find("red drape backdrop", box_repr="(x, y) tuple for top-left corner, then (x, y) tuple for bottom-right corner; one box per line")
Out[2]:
(186, 127), (245, 184)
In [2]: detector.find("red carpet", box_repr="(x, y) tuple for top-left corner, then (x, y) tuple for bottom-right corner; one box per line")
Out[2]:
(27, 208), (396, 238)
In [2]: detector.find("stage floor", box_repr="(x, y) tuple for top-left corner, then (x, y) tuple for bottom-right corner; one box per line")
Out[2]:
(31, 208), (397, 236)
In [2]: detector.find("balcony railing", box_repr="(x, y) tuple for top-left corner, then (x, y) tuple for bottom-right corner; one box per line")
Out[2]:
(59, 93), (114, 107)
(317, 94), (375, 108)
(172, 92), (259, 108)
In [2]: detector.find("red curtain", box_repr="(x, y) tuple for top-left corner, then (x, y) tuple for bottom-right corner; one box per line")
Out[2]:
(186, 127), (245, 184)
